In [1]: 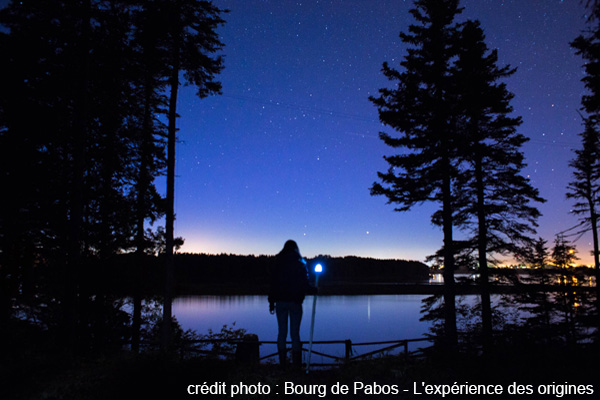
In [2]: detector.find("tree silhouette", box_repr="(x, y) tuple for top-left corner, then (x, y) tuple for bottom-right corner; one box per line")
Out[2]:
(517, 237), (550, 269)
(551, 234), (579, 269)
(453, 20), (544, 346)
(572, 0), (600, 332)
(454, 20), (543, 266)
(127, 0), (171, 353)
(565, 119), (600, 269)
(0, 1), (173, 347)
(571, 5), (600, 278)
(0, 1), (139, 341)
(370, 0), (463, 346)
(158, 0), (227, 348)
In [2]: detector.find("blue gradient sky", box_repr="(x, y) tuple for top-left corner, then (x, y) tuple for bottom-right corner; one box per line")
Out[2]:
(169, 0), (593, 264)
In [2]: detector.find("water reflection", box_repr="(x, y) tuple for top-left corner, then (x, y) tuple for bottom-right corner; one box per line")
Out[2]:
(169, 271), (597, 360)
(173, 295), (432, 360)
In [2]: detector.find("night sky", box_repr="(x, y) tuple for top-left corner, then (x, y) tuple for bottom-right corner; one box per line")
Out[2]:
(170, 0), (593, 264)
(168, 0), (593, 263)
(1, 0), (584, 263)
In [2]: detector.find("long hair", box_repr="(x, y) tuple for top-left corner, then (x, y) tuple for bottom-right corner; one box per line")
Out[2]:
(278, 240), (301, 259)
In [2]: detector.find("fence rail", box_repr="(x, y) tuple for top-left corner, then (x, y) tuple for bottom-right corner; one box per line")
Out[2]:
(185, 336), (433, 365)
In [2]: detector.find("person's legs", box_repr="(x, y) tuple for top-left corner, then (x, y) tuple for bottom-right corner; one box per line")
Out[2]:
(275, 302), (290, 365)
(289, 302), (303, 365)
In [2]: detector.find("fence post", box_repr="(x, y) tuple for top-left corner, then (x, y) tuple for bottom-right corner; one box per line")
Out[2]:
(345, 340), (352, 362)
(404, 340), (408, 356)
(235, 334), (260, 364)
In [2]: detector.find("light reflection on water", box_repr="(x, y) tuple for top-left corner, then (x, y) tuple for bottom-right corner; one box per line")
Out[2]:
(173, 295), (432, 360)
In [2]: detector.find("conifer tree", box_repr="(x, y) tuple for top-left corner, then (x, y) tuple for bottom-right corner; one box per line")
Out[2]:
(517, 237), (550, 269)
(454, 20), (543, 267)
(0, 0), (131, 342)
(551, 234), (579, 268)
(572, 2), (600, 116)
(452, 20), (544, 343)
(565, 118), (600, 270)
(370, 0), (463, 344)
(128, 1), (171, 352)
(570, 3), (600, 275)
(0, 0), (170, 341)
(571, 4), (600, 330)
(159, 0), (226, 348)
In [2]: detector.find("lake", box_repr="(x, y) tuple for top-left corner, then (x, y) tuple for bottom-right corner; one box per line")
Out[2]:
(173, 294), (434, 361)
(169, 272), (595, 361)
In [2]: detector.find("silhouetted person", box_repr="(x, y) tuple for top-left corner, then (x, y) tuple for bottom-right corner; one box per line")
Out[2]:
(268, 240), (316, 368)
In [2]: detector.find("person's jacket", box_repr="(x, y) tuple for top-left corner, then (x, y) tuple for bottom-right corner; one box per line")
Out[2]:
(268, 251), (315, 304)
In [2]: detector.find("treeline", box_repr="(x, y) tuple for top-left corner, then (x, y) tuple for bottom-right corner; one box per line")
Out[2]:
(105, 253), (430, 294)
(307, 255), (430, 283)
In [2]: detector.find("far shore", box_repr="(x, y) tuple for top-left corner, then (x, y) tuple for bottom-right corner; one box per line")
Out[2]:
(176, 279), (598, 296)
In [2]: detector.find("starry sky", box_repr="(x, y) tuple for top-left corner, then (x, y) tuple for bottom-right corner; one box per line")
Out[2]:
(166, 0), (592, 264)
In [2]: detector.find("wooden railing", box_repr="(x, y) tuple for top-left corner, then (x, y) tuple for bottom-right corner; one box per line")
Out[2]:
(185, 337), (433, 365)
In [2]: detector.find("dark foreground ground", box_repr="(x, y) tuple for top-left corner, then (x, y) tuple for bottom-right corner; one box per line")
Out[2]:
(3, 320), (599, 400)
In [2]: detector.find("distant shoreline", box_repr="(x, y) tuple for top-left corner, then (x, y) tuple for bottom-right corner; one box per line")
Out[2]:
(176, 281), (598, 296)
(98, 254), (598, 296)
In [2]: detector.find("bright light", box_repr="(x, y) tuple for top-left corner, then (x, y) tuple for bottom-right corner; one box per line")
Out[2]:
(314, 264), (323, 273)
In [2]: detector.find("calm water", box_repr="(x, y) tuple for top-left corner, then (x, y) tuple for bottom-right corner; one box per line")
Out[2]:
(173, 295), (433, 360)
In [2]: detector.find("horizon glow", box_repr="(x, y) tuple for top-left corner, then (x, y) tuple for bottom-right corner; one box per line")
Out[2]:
(168, 0), (595, 265)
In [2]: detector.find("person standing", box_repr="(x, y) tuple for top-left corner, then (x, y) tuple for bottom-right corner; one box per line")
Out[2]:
(268, 240), (316, 368)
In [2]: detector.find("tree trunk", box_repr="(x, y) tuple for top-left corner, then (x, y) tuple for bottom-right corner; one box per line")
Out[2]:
(442, 156), (457, 349)
(133, 61), (156, 352)
(63, 0), (91, 352)
(588, 201), (599, 276)
(589, 202), (600, 338)
(162, 39), (180, 351)
(475, 154), (493, 352)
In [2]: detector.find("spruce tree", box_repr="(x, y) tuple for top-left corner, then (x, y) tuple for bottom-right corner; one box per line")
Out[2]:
(454, 20), (543, 265)
(551, 234), (579, 268)
(565, 118), (600, 270)
(129, 1), (171, 352)
(370, 0), (463, 345)
(571, 2), (600, 326)
(159, 0), (226, 348)
(517, 237), (550, 269)
(452, 20), (544, 344)
(572, 2), (600, 116)
(0, 0), (162, 258)
(0, 0), (170, 342)
(570, 3), (600, 275)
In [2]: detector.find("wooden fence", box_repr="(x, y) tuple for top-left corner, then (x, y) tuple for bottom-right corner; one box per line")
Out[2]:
(185, 336), (433, 365)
